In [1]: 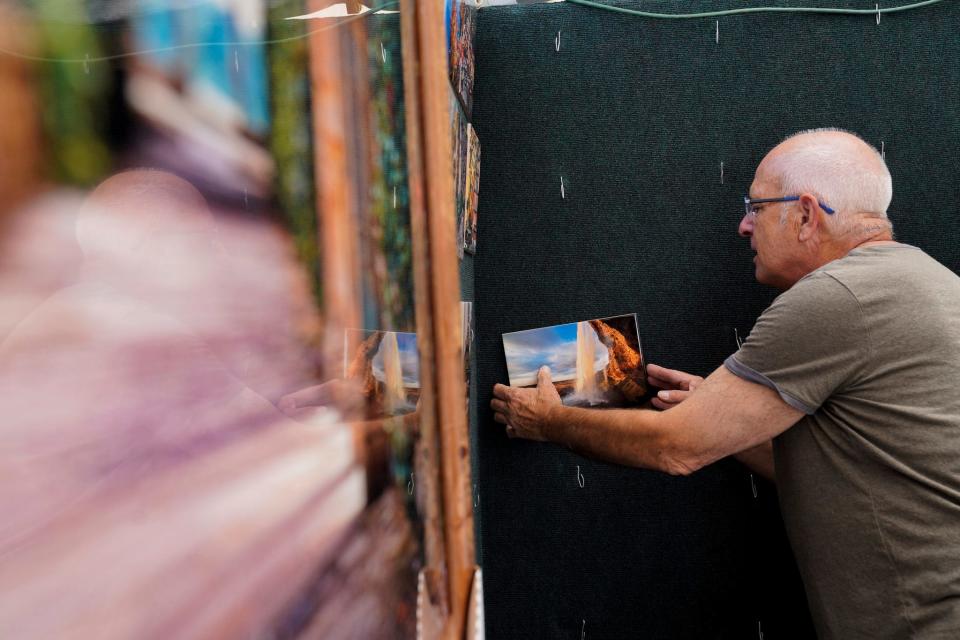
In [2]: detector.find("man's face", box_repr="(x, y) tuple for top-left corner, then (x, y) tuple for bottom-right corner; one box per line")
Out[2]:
(739, 165), (800, 290)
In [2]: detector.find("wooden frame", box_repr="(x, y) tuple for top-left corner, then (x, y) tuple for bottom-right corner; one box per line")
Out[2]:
(309, 1), (477, 637)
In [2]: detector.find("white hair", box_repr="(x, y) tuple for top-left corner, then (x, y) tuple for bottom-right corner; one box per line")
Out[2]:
(767, 128), (894, 236)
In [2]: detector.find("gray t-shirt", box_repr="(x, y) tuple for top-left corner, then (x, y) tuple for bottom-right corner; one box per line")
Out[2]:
(725, 243), (960, 639)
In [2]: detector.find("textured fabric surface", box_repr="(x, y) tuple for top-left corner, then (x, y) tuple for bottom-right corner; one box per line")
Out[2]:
(471, 1), (960, 638)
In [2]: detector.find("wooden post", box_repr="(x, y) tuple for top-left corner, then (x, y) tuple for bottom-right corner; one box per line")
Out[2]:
(405, 1), (476, 638)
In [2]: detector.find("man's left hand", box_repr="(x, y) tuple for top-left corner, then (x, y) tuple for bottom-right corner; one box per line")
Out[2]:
(491, 366), (561, 441)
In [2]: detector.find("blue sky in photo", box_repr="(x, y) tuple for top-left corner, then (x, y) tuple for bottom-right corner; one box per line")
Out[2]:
(503, 321), (608, 387)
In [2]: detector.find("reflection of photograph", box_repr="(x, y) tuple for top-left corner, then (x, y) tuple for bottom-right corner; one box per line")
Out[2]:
(344, 329), (420, 416)
(445, 0), (477, 116)
(462, 124), (480, 254)
(502, 314), (648, 408)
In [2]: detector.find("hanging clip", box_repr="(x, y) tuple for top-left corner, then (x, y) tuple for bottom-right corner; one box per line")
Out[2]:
(576, 465), (584, 488)
(876, 3), (881, 24)
(381, 41), (387, 63)
(720, 161), (725, 185)
(758, 620), (764, 640)
(555, 30), (561, 52)
(881, 140), (886, 160)
(560, 176), (566, 199)
(716, 20), (720, 44)
(581, 619), (586, 640)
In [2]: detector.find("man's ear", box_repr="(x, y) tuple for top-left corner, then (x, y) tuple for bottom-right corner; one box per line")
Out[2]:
(797, 193), (820, 242)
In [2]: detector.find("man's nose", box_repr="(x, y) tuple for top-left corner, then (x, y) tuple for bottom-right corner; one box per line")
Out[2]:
(738, 214), (754, 238)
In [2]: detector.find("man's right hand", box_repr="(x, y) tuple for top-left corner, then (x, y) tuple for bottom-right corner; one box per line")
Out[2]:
(647, 363), (704, 410)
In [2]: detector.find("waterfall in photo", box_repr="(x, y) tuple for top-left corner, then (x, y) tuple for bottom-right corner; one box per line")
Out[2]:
(382, 331), (407, 414)
(575, 321), (598, 397)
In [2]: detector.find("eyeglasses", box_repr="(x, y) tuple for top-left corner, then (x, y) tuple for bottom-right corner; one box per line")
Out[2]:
(744, 195), (835, 218)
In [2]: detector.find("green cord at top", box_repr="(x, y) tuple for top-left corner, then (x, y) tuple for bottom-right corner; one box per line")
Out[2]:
(563, 0), (948, 19)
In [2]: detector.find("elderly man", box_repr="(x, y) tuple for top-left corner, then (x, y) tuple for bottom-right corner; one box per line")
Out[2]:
(491, 129), (960, 638)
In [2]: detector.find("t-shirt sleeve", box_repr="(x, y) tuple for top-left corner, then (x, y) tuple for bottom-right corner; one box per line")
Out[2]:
(724, 272), (867, 415)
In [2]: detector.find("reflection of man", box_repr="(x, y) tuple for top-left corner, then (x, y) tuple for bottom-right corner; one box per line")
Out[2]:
(492, 129), (960, 638)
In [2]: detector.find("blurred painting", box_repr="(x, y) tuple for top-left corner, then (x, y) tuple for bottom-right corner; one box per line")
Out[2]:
(450, 89), (468, 258)
(445, 0), (477, 116)
(462, 123), (480, 254)
(344, 329), (420, 418)
(503, 314), (648, 408)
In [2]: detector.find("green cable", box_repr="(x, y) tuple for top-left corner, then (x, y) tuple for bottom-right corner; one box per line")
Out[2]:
(564, 0), (948, 19)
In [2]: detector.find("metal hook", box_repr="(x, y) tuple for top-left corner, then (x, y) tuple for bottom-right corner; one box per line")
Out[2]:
(758, 620), (764, 640)
(560, 176), (566, 199)
(407, 472), (415, 495)
(876, 3), (881, 24)
(881, 141), (885, 160)
(381, 41), (387, 63)
(720, 161), (725, 185)
(734, 327), (743, 349)
(581, 619), (586, 640)
(555, 30), (561, 52)
(716, 20), (719, 44)
(750, 473), (758, 498)
(576, 465), (584, 488)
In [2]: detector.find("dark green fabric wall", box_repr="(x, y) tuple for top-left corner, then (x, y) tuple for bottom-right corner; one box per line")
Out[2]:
(471, 1), (960, 638)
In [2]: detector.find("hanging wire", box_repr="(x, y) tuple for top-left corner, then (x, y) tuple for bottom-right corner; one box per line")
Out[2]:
(564, 0), (945, 19)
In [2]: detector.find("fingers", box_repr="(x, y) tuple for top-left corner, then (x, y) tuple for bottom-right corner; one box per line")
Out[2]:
(493, 412), (507, 424)
(646, 363), (703, 391)
(657, 389), (692, 403)
(537, 366), (552, 385)
(493, 383), (513, 400)
(491, 398), (507, 413)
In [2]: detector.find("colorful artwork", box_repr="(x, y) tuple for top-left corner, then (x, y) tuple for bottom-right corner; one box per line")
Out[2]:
(503, 314), (648, 408)
(445, 0), (477, 116)
(450, 89), (469, 258)
(462, 123), (480, 254)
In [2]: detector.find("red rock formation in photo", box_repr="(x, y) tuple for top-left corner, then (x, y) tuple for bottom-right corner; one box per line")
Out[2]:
(589, 319), (647, 402)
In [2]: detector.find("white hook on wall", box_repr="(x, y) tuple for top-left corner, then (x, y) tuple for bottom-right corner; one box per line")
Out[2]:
(556, 30), (561, 52)
(716, 20), (719, 44)
(876, 3), (881, 24)
(561, 176), (566, 199)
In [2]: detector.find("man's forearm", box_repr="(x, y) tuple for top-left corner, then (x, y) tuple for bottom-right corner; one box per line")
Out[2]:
(543, 404), (694, 475)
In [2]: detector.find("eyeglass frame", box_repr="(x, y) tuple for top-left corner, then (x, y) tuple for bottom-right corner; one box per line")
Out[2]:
(744, 195), (836, 218)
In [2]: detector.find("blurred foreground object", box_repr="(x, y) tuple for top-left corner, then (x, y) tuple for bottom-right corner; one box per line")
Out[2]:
(0, 5), (44, 217)
(0, 170), (417, 638)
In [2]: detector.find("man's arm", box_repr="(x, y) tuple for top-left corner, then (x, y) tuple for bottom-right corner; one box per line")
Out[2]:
(492, 365), (801, 476)
(647, 363), (776, 480)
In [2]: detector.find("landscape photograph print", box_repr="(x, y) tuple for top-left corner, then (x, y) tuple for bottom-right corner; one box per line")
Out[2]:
(502, 314), (648, 408)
